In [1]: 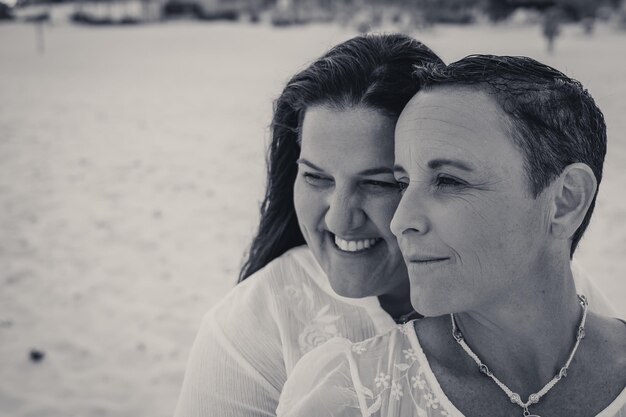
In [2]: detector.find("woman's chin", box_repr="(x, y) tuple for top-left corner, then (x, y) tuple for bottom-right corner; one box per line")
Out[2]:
(328, 278), (375, 299)
(410, 295), (449, 318)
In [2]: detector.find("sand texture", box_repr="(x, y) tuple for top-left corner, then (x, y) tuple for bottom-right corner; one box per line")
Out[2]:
(0, 19), (624, 417)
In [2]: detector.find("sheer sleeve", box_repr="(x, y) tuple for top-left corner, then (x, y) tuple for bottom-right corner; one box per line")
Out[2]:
(174, 246), (389, 417)
(173, 276), (285, 417)
(277, 338), (363, 417)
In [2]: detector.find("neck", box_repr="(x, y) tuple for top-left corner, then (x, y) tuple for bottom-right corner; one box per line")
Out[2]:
(451, 261), (583, 397)
(378, 281), (415, 320)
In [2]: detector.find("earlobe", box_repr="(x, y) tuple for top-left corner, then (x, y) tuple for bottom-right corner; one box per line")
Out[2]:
(549, 163), (597, 240)
(550, 220), (567, 239)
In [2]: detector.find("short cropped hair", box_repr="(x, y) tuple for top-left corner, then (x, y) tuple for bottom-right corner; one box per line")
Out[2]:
(414, 55), (607, 255)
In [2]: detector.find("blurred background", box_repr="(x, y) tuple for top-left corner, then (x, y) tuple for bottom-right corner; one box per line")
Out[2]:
(0, 0), (625, 416)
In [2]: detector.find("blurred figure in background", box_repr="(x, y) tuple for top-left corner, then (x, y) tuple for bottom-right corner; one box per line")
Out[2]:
(543, 7), (561, 53)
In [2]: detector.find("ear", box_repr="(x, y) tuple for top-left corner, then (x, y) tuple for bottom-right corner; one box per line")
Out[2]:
(549, 163), (597, 240)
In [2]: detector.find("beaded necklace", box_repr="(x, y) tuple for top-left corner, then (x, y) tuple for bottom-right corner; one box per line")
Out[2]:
(450, 295), (588, 417)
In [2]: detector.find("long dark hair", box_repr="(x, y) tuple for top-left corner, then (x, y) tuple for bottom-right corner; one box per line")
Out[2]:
(238, 33), (443, 282)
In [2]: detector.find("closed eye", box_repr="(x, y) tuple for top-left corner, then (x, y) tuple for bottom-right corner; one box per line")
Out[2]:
(362, 179), (398, 189)
(303, 172), (333, 187)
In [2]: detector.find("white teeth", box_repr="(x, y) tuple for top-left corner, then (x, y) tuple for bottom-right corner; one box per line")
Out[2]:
(334, 236), (380, 252)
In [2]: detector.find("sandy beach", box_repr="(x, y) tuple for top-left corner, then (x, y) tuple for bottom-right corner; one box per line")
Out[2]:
(0, 18), (624, 417)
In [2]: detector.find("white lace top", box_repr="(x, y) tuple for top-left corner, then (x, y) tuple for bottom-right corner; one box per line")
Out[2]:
(173, 246), (397, 417)
(174, 245), (616, 417)
(277, 322), (626, 417)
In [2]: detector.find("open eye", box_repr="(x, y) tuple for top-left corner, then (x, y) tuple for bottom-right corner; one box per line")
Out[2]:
(303, 172), (332, 187)
(435, 175), (466, 189)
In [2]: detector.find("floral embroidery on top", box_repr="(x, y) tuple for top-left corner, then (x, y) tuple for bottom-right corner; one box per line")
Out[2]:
(403, 348), (417, 361)
(412, 367), (428, 390)
(424, 392), (440, 409)
(374, 372), (391, 389)
(282, 284), (342, 354)
(411, 374), (427, 390)
(390, 381), (403, 400)
(352, 343), (367, 355)
(356, 325), (451, 417)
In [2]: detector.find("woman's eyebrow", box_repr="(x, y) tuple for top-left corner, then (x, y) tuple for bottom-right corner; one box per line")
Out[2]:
(296, 158), (324, 171)
(428, 158), (474, 172)
(393, 165), (406, 174)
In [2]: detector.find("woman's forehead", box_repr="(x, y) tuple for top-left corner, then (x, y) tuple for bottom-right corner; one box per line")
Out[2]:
(299, 106), (396, 171)
(395, 88), (524, 177)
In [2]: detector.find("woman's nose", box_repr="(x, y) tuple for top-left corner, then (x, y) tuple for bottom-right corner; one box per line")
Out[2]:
(324, 187), (366, 235)
(390, 186), (429, 238)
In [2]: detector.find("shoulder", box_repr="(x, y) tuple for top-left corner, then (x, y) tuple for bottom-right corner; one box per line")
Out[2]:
(574, 313), (626, 414)
(586, 313), (626, 356)
(211, 246), (318, 314)
(241, 245), (318, 290)
(198, 247), (312, 338)
(185, 250), (319, 387)
(202, 245), (343, 350)
(584, 313), (626, 374)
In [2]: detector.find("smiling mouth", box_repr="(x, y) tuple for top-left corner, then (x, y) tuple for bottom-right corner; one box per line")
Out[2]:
(332, 234), (382, 253)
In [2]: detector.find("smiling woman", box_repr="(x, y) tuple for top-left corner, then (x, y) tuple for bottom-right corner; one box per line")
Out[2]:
(294, 106), (408, 311)
(173, 33), (445, 417)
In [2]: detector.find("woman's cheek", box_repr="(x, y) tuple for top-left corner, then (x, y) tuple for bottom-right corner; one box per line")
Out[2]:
(293, 178), (324, 224)
(373, 192), (402, 223)
(293, 178), (309, 217)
